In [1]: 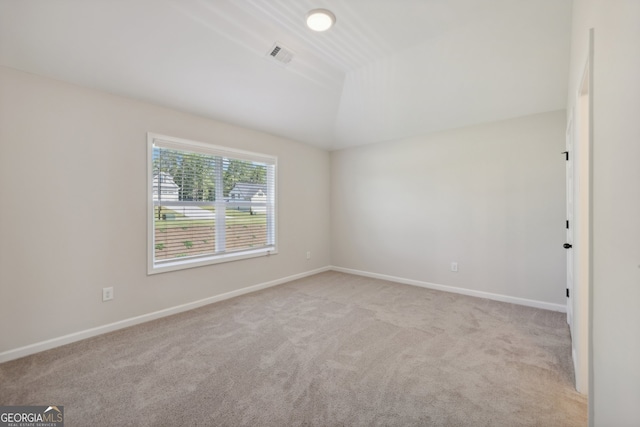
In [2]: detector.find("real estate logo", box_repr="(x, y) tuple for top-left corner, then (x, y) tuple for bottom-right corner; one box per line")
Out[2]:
(0, 406), (64, 427)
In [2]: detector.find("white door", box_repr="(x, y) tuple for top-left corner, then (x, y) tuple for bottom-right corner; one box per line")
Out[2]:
(565, 114), (574, 331)
(569, 30), (593, 394)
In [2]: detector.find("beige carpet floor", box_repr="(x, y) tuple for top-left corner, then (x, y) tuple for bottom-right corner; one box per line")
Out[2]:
(0, 271), (587, 426)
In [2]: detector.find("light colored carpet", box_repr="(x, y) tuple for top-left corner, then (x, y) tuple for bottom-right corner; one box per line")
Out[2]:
(0, 271), (587, 426)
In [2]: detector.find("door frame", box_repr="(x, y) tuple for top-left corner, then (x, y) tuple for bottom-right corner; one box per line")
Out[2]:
(565, 110), (574, 331)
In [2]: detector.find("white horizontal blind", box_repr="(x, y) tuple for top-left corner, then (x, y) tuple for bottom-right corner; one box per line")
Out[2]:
(149, 134), (276, 272)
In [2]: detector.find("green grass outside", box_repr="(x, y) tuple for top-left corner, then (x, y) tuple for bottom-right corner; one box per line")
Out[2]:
(155, 209), (266, 231)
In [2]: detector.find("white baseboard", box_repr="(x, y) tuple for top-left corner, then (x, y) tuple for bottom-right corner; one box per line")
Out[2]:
(0, 266), (331, 364)
(330, 266), (566, 313)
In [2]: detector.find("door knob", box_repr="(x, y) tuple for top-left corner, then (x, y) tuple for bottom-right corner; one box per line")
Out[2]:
(563, 243), (573, 249)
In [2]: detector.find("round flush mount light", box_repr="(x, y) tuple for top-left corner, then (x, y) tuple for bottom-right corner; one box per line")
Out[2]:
(306, 9), (336, 32)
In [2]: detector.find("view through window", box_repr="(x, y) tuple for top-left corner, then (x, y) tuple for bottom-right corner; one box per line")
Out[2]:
(148, 134), (276, 273)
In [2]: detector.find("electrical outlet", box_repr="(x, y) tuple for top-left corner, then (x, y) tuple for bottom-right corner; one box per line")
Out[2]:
(450, 262), (458, 272)
(102, 287), (114, 302)
(306, 251), (311, 260)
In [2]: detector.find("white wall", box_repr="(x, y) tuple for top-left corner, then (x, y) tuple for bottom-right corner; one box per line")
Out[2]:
(0, 66), (331, 356)
(569, 1), (640, 425)
(331, 111), (567, 307)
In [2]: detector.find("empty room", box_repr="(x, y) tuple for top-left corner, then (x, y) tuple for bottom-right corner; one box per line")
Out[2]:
(0, 1), (638, 426)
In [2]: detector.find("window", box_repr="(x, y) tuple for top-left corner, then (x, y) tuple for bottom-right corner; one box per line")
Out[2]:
(147, 133), (277, 274)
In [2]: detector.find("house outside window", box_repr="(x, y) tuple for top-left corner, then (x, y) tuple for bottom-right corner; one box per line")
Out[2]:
(147, 133), (277, 274)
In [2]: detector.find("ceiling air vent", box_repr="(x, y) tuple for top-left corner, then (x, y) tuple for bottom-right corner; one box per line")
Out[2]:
(267, 42), (294, 65)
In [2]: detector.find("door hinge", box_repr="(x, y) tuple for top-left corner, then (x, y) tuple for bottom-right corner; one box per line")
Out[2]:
(566, 220), (570, 229)
(566, 288), (570, 298)
(562, 151), (569, 161)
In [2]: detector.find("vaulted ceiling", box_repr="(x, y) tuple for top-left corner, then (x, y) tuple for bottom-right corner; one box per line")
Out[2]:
(0, 0), (572, 150)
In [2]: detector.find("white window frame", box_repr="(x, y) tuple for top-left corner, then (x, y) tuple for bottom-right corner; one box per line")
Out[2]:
(147, 133), (278, 275)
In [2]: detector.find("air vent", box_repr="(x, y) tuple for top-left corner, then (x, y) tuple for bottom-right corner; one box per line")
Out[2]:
(267, 42), (294, 65)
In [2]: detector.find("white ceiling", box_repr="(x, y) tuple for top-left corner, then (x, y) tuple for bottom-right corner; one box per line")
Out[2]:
(0, 0), (572, 150)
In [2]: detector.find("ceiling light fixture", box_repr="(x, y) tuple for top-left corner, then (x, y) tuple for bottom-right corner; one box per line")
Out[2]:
(306, 9), (336, 32)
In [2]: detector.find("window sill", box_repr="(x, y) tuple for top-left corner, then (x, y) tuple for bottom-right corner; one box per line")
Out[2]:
(148, 247), (277, 275)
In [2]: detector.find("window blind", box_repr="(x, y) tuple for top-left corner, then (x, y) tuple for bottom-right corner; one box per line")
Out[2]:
(148, 134), (276, 273)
